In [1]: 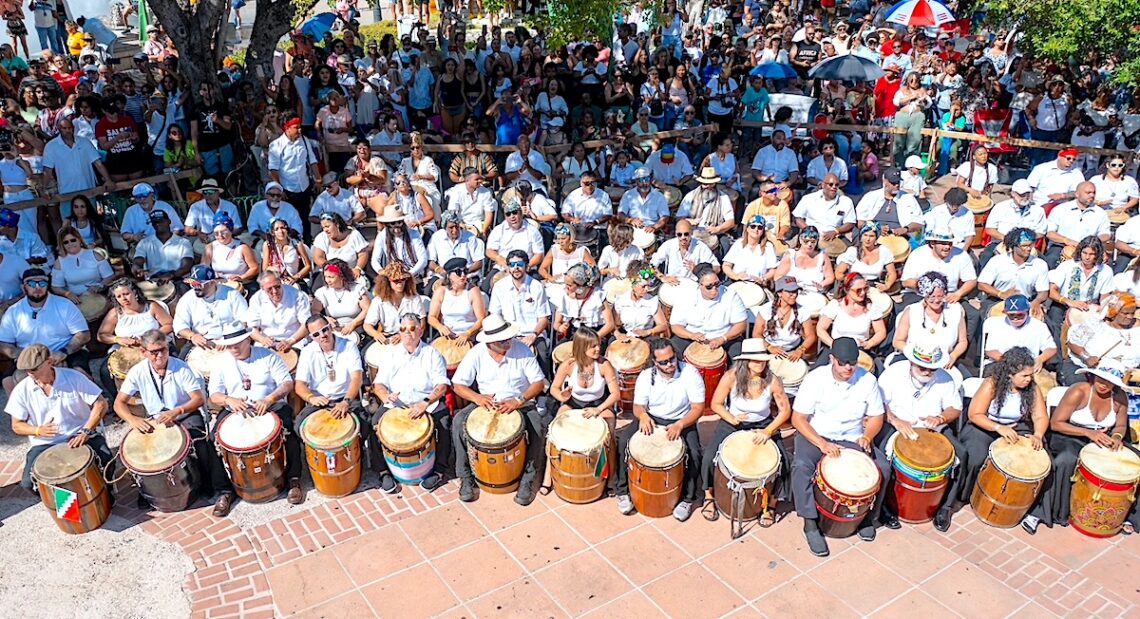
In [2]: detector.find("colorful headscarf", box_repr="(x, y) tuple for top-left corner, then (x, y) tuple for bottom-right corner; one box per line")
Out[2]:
(1104, 293), (1137, 319)
(554, 222), (573, 238)
(916, 271), (949, 298)
(566, 262), (600, 287)
(860, 221), (880, 238)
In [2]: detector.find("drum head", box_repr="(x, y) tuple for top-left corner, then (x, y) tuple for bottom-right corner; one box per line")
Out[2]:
(78, 292), (109, 321)
(878, 235), (910, 262)
(186, 347), (223, 379)
(632, 228), (656, 249)
(607, 338), (650, 371)
(769, 357), (808, 386)
(548, 409), (608, 454)
(121, 423), (189, 474)
(966, 194), (993, 213)
(857, 351), (874, 372)
(378, 407), (432, 451)
(893, 429), (954, 471)
(729, 281), (768, 308)
(217, 413), (282, 452)
(664, 185), (683, 208)
(719, 430), (780, 478)
(301, 409), (359, 450)
(1079, 443), (1140, 483)
(138, 280), (175, 302)
(552, 342), (574, 366)
(989, 436), (1051, 480)
(33, 444), (94, 484)
(1109, 208), (1131, 225)
(628, 426), (685, 468)
(685, 342), (726, 366)
(465, 407), (523, 446)
(109, 347), (145, 380)
(275, 348), (298, 373)
(820, 237), (847, 258)
(603, 278), (632, 304)
(365, 342), (392, 369)
(820, 448), (880, 496)
(431, 337), (472, 368)
(659, 278), (698, 307)
(797, 291), (827, 318)
(868, 288), (893, 318)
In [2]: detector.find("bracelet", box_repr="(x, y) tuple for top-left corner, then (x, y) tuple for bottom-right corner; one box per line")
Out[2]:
(1112, 432), (1125, 440)
(34, 426), (40, 436)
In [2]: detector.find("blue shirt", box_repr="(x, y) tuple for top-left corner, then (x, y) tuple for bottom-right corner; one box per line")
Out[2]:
(495, 107), (525, 146)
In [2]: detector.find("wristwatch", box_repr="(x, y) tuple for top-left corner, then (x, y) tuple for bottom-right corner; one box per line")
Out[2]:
(80, 428), (97, 437)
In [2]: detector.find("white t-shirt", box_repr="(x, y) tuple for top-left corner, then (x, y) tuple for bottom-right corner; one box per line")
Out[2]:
(723, 240), (779, 279)
(0, 295), (88, 351)
(922, 206), (976, 249)
(5, 367), (102, 446)
(1090, 174), (1139, 211)
(793, 366), (884, 441)
(837, 245), (895, 283)
(669, 287), (749, 339)
(632, 362), (705, 420)
(877, 361), (960, 430)
(900, 246), (977, 292)
(981, 316), (1055, 370)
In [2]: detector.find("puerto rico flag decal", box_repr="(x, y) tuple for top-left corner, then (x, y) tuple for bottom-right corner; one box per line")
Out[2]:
(53, 486), (81, 522)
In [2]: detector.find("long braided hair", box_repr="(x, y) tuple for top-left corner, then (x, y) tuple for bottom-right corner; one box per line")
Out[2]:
(990, 346), (1036, 424)
(765, 289), (802, 340)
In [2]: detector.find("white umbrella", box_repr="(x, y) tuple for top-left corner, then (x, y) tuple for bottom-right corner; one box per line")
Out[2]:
(884, 0), (955, 27)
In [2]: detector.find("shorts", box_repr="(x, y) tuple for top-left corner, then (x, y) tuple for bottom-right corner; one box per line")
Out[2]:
(105, 150), (144, 176)
(6, 19), (26, 37)
(201, 144), (235, 176)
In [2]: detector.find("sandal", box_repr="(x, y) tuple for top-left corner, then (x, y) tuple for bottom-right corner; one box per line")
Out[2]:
(759, 509), (776, 528)
(1124, 522), (1136, 536)
(701, 498), (719, 522)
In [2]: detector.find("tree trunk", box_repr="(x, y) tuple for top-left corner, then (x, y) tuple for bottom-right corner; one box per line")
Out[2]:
(244, 0), (320, 100)
(146, 0), (230, 91)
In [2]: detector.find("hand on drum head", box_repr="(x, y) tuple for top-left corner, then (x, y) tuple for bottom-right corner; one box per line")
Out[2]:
(662, 275), (681, 286)
(892, 418), (919, 441)
(67, 431), (90, 448)
(331, 400), (351, 418)
(496, 398), (523, 414)
(273, 341), (292, 354)
(517, 333), (536, 347)
(472, 393), (496, 411)
(639, 416), (655, 436)
(666, 421), (683, 441)
(48, 351), (67, 365)
(581, 407), (601, 419)
(1090, 430), (1121, 451)
(126, 415), (155, 434)
(408, 401), (428, 418)
(752, 429), (770, 445)
(309, 395), (331, 408)
(995, 425), (1020, 444)
(252, 399), (273, 415)
(856, 436), (873, 453)
(1026, 434), (1044, 450)
(821, 441), (841, 458)
(190, 334), (216, 350)
(155, 410), (180, 426)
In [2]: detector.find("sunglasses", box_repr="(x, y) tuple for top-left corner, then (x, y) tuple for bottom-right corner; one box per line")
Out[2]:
(822, 182), (839, 187)
(747, 224), (764, 230)
(702, 282), (718, 290)
(835, 359), (856, 367)
(1109, 163), (1125, 169)
(267, 192), (284, 198)
(1007, 312), (1028, 320)
(508, 260), (527, 268)
(398, 326), (418, 333)
(63, 237), (80, 245)
(850, 286), (868, 293)
(448, 268), (467, 276)
(24, 279), (48, 288)
(144, 347), (168, 356)
(310, 325), (332, 336)
(676, 232), (691, 237)
(655, 355), (677, 367)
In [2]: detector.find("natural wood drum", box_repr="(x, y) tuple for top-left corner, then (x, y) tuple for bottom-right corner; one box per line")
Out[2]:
(606, 337), (650, 414)
(627, 426), (686, 518)
(713, 431), (781, 523)
(215, 413), (287, 503)
(970, 436), (1051, 528)
(465, 406), (526, 494)
(32, 444), (112, 534)
(300, 409), (362, 497)
(546, 409), (610, 504)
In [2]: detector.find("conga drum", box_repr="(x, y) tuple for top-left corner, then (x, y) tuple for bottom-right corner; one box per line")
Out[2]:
(658, 278), (698, 324)
(546, 409), (610, 504)
(888, 429), (955, 524)
(274, 348), (299, 374)
(552, 341), (574, 367)
(1070, 443), (1140, 538)
(603, 278), (631, 304)
(220, 280), (246, 296)
(713, 431), (781, 527)
(632, 228), (657, 255)
(878, 235), (910, 263)
(32, 444), (112, 534)
(663, 185), (683, 211)
(214, 413), (288, 503)
(813, 448), (882, 538)
(300, 409), (362, 497)
(377, 406), (437, 484)
(186, 346), (225, 383)
(432, 337), (473, 411)
(364, 341), (394, 383)
(78, 291), (110, 325)
(966, 195), (993, 248)
(868, 287), (893, 319)
(464, 406), (527, 493)
(108, 346), (148, 417)
(627, 426), (686, 518)
(729, 281), (769, 324)
(684, 342), (727, 409)
(970, 436), (1051, 528)
(857, 351), (874, 373)
(138, 280), (176, 305)
(120, 423), (199, 512)
(797, 291), (828, 319)
(769, 357), (808, 396)
(606, 337), (649, 414)
(820, 237), (847, 258)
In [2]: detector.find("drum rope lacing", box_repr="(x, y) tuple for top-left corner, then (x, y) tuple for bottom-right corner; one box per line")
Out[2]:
(716, 454), (769, 540)
(816, 472), (875, 515)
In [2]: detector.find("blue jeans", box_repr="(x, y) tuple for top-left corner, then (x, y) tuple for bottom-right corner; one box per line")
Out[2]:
(36, 25), (61, 54)
(1030, 127), (1063, 167)
(200, 144), (234, 176)
(938, 137), (957, 176)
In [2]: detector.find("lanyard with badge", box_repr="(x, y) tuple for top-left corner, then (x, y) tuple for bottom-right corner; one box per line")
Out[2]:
(148, 366), (169, 412)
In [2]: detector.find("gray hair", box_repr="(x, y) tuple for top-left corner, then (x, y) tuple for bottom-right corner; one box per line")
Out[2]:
(399, 312), (423, 326)
(258, 269), (282, 285)
(140, 329), (167, 348)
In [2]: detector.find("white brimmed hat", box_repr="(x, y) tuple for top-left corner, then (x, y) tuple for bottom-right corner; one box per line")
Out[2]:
(696, 166), (721, 185)
(476, 314), (520, 343)
(734, 338), (773, 362)
(377, 204), (408, 223)
(904, 342), (945, 369)
(904, 155), (927, 170)
(1077, 364), (1129, 390)
(925, 225), (955, 243)
(215, 321), (252, 346)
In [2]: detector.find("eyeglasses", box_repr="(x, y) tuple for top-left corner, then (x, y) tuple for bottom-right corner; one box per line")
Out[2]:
(1060, 155), (1076, 161)
(850, 286), (868, 293)
(63, 237), (80, 245)
(144, 347), (168, 356)
(581, 181), (595, 186)
(264, 284), (282, 292)
(702, 282), (718, 290)
(676, 231), (691, 237)
(1007, 312), (1028, 320)
(24, 279), (48, 288)
(747, 224), (764, 230)
(655, 355), (677, 367)
(310, 325), (332, 336)
(508, 260), (527, 268)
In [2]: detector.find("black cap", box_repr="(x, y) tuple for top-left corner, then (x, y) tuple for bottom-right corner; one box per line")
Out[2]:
(443, 257), (467, 272)
(882, 168), (902, 184)
(148, 209), (171, 222)
(831, 337), (860, 364)
(21, 267), (48, 281)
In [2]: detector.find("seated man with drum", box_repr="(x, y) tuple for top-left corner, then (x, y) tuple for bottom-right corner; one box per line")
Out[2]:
(792, 174), (856, 247)
(244, 270), (313, 354)
(876, 343), (967, 532)
(743, 181), (793, 243)
(649, 220), (719, 283)
(371, 313), (451, 493)
(855, 168), (923, 242)
(6, 344), (112, 497)
(669, 262), (749, 357)
(426, 211), (485, 288)
(977, 228), (1050, 318)
(1022, 364), (1133, 536)
(981, 295), (1057, 374)
(488, 249), (553, 374)
(207, 321), (305, 506)
(980, 180), (1047, 265)
(1044, 181), (1110, 269)
(617, 168), (670, 235)
(486, 200), (545, 273)
(921, 188), (976, 251)
(899, 226), (977, 314)
(132, 209), (195, 290)
(702, 339), (792, 527)
(613, 336), (706, 521)
(0, 268), (92, 391)
(450, 314), (550, 506)
(114, 329), (232, 515)
(791, 337), (892, 557)
(173, 265), (250, 358)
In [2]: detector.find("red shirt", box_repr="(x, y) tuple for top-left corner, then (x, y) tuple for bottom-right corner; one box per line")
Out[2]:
(95, 114), (141, 156)
(873, 76), (901, 119)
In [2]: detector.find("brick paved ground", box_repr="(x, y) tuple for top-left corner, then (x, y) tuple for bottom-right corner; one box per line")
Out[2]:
(2, 439), (1139, 618)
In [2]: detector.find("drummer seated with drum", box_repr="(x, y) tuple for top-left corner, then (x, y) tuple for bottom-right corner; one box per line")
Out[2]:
(561, 171), (614, 230)
(677, 167), (736, 256)
(981, 295), (1057, 374)
(743, 181), (793, 243)
(922, 188), (976, 250)
(114, 329), (232, 514)
(550, 327), (620, 455)
(450, 314), (550, 506)
(650, 220), (719, 283)
(554, 263), (614, 345)
(1044, 181), (1110, 269)
(1047, 236), (1114, 335)
(207, 321), (306, 506)
(791, 174), (856, 248)
(979, 180), (1046, 265)
(617, 168), (670, 236)
(669, 262), (748, 357)
(173, 265), (250, 357)
(488, 249), (553, 371)
(132, 209), (195, 289)
(855, 168), (923, 240)
(486, 200), (545, 272)
(614, 336), (706, 521)
(791, 337), (892, 557)
(611, 264), (669, 340)
(754, 277), (817, 363)
(899, 226), (977, 309)
(371, 313), (451, 493)
(6, 344), (112, 497)
(876, 343), (967, 532)
(0, 268), (92, 391)
(244, 270), (313, 354)
(977, 228), (1050, 317)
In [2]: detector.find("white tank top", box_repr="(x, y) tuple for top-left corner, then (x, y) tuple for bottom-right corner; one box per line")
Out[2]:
(988, 389), (1025, 424)
(567, 360), (606, 403)
(787, 251), (826, 293)
(903, 302), (963, 355)
(440, 287), (477, 332)
(552, 246), (587, 279)
(0, 158), (28, 185)
(115, 306), (161, 339)
(756, 303), (805, 350)
(728, 382), (773, 424)
(1068, 389), (1117, 430)
(209, 240), (248, 278)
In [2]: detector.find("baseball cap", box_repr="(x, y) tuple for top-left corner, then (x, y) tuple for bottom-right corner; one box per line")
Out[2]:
(132, 182), (156, 198)
(148, 209), (170, 223)
(774, 276), (800, 292)
(831, 337), (860, 364)
(1004, 294), (1030, 314)
(882, 167), (902, 184)
(1011, 179), (1032, 194)
(187, 264), (216, 283)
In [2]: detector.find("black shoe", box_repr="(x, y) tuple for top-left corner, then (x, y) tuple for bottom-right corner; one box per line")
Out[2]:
(934, 508), (952, 533)
(1021, 515), (1040, 535)
(420, 473), (443, 492)
(803, 521), (830, 557)
(880, 512), (901, 530)
(136, 494), (151, 510)
(858, 521), (877, 542)
(379, 473), (400, 494)
(459, 478), (477, 502)
(514, 487), (536, 506)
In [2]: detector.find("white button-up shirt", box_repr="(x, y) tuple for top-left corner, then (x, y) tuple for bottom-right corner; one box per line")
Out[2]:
(487, 220), (544, 264)
(562, 187), (613, 224)
(1026, 161), (1085, 208)
(244, 284), (312, 342)
(632, 362), (704, 421)
(923, 206), (976, 249)
(207, 346), (292, 402)
(877, 361), (960, 430)
(247, 200), (305, 238)
(649, 237), (719, 280)
(428, 229), (485, 267)
(1047, 201), (1110, 242)
(184, 199), (243, 234)
(669, 286), (748, 338)
(613, 291), (660, 332)
(172, 286), (250, 340)
(855, 189), (922, 228)
(985, 199), (1048, 237)
(792, 191), (856, 234)
(1049, 260), (1115, 302)
(0, 295), (88, 351)
(452, 340), (545, 401)
(619, 188), (670, 224)
(504, 150), (551, 191)
(121, 201), (184, 238)
(311, 188), (364, 221)
(373, 341), (448, 412)
(750, 145), (799, 182)
(135, 234), (194, 274)
(642, 150), (694, 185)
(978, 254), (1050, 298)
(267, 134), (318, 192)
(119, 358), (205, 417)
(5, 367), (102, 446)
(445, 185), (497, 229)
(296, 336), (363, 401)
(489, 275), (551, 336)
(794, 366), (885, 441)
(677, 189), (734, 229)
(901, 246), (977, 292)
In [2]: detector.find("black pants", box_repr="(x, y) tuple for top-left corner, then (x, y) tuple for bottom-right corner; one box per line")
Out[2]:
(284, 187), (316, 243)
(21, 434), (113, 495)
(370, 403), (454, 478)
(452, 400), (551, 496)
(613, 414), (703, 503)
(178, 411), (232, 495)
(790, 433), (891, 523)
(957, 421), (1035, 504)
(874, 423), (968, 514)
(212, 401), (303, 481)
(701, 418), (790, 504)
(1029, 432), (1087, 527)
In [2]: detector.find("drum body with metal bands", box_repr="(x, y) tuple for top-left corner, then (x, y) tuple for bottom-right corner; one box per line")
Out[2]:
(546, 409), (610, 504)
(120, 423), (199, 512)
(108, 347), (148, 416)
(607, 338), (649, 414)
(215, 413), (288, 503)
(684, 343), (727, 409)
(627, 426), (686, 517)
(713, 431), (781, 523)
(813, 448), (882, 538)
(33, 444), (112, 534)
(888, 429), (954, 524)
(432, 337), (473, 412)
(1069, 443), (1140, 538)
(465, 407), (526, 493)
(967, 196), (993, 248)
(658, 278), (698, 324)
(377, 406), (437, 484)
(970, 436), (1051, 528)
(301, 409), (362, 497)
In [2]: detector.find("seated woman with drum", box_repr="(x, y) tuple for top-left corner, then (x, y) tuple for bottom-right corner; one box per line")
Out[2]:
(1062, 292), (1138, 387)
(834, 223), (898, 293)
(539, 223), (595, 285)
(815, 272), (887, 369)
(722, 215), (780, 287)
(772, 226), (835, 298)
(669, 262), (749, 357)
(310, 212), (368, 277)
(370, 205), (429, 279)
(891, 272), (967, 373)
(50, 226), (115, 303)
(753, 276), (818, 369)
(1021, 364), (1133, 536)
(611, 264), (668, 340)
(262, 218), (313, 290)
(428, 257), (486, 345)
(363, 262), (427, 345)
(96, 278), (174, 395)
(201, 213), (260, 292)
(312, 260), (371, 342)
(1046, 236), (1114, 334)
(597, 223), (643, 281)
(550, 327), (621, 472)
(701, 339), (792, 527)
(554, 263), (615, 345)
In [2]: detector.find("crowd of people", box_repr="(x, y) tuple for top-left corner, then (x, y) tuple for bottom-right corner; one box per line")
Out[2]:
(3, 0), (1140, 558)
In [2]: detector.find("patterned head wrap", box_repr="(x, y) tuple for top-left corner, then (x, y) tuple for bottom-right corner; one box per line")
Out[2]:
(554, 222), (573, 238)
(566, 262), (600, 288)
(1104, 293), (1137, 319)
(440, 210), (462, 226)
(916, 271), (949, 298)
(860, 221), (880, 238)
(633, 267), (658, 286)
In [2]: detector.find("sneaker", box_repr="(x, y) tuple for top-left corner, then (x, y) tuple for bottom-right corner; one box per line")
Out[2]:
(379, 473), (400, 494)
(420, 473), (443, 492)
(616, 494), (635, 515)
(803, 521), (830, 557)
(857, 521), (877, 542)
(880, 511), (901, 530)
(514, 488), (536, 506)
(459, 478), (477, 502)
(1021, 514), (1040, 535)
(673, 501), (694, 522)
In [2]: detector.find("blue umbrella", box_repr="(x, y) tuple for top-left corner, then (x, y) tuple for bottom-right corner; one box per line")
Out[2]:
(300, 12), (338, 40)
(808, 54), (886, 82)
(750, 62), (798, 80)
